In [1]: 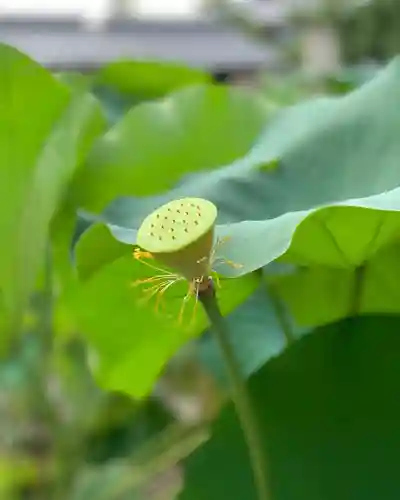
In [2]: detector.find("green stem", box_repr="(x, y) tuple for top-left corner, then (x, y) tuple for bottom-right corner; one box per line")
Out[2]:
(31, 243), (55, 417)
(350, 264), (366, 317)
(40, 242), (54, 352)
(199, 286), (271, 500)
(265, 284), (296, 348)
(25, 243), (57, 499)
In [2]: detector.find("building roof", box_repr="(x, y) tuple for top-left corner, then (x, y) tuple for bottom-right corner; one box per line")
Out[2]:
(0, 17), (283, 71)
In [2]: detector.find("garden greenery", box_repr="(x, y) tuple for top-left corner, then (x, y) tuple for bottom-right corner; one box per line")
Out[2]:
(1, 42), (400, 499)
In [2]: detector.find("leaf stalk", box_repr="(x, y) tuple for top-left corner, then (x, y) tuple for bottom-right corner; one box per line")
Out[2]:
(199, 283), (271, 500)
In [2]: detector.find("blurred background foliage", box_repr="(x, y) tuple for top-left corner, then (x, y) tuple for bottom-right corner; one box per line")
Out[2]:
(339, 0), (400, 62)
(1, 0), (400, 498)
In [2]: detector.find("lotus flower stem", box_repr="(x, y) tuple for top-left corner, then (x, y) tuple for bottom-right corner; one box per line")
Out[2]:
(134, 197), (269, 497)
(199, 283), (271, 500)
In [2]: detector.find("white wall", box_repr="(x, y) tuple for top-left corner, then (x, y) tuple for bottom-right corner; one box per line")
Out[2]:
(137, 0), (203, 18)
(0, 0), (204, 19)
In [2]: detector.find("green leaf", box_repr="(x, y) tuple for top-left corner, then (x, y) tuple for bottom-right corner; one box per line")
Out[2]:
(95, 59), (212, 100)
(51, 203), (81, 293)
(67, 224), (260, 398)
(324, 63), (380, 95)
(91, 86), (134, 127)
(71, 462), (142, 500)
(73, 84), (275, 211)
(71, 58), (400, 363)
(0, 44), (105, 333)
(75, 223), (129, 281)
(181, 315), (400, 500)
(55, 71), (94, 91)
(270, 240), (400, 327)
(260, 72), (313, 106)
(56, 62), (210, 127)
(84, 395), (173, 463)
(74, 222), (301, 386)
(94, 58), (400, 286)
(70, 59), (400, 401)
(197, 286), (302, 385)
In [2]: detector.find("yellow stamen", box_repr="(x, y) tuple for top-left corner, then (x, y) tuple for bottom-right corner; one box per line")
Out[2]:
(137, 279), (174, 313)
(133, 248), (154, 260)
(131, 274), (181, 288)
(133, 248), (176, 276)
(189, 281), (200, 327)
(154, 279), (179, 313)
(213, 257), (244, 269)
(178, 280), (198, 326)
(132, 236), (241, 326)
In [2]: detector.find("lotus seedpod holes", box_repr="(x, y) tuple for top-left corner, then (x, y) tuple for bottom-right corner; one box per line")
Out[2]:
(137, 197), (217, 255)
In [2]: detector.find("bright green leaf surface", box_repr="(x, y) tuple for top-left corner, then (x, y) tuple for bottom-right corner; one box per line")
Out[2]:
(87, 195), (400, 280)
(0, 44), (104, 332)
(74, 224), (300, 386)
(68, 224), (260, 398)
(71, 58), (400, 391)
(181, 315), (400, 500)
(61, 61), (211, 126)
(95, 59), (212, 100)
(197, 285), (304, 385)
(98, 58), (400, 280)
(74, 84), (274, 210)
(55, 71), (95, 91)
(271, 240), (400, 327)
(74, 223), (129, 281)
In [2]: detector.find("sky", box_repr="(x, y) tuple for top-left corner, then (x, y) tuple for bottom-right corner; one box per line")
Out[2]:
(0, 0), (203, 18)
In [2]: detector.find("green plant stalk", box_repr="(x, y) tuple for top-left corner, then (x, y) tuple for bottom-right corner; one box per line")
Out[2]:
(35, 243), (81, 499)
(31, 244), (56, 419)
(264, 281), (296, 347)
(199, 285), (271, 500)
(350, 264), (366, 317)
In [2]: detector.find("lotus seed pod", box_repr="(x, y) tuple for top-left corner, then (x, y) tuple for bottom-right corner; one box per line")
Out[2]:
(136, 198), (217, 281)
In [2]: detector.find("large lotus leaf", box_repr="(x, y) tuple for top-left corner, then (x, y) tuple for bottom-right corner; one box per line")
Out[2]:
(57, 62), (211, 126)
(260, 72), (314, 105)
(180, 314), (400, 500)
(89, 189), (400, 280)
(67, 224), (260, 398)
(0, 44), (104, 332)
(324, 63), (379, 95)
(94, 58), (400, 281)
(55, 72), (94, 92)
(73, 221), (301, 387)
(95, 60), (212, 125)
(95, 59), (212, 100)
(90, 86), (135, 127)
(71, 59), (400, 393)
(197, 284), (304, 386)
(270, 240), (400, 327)
(73, 84), (275, 211)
